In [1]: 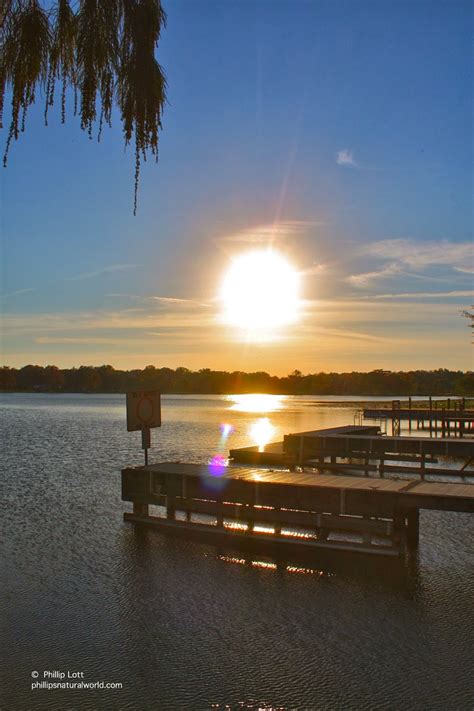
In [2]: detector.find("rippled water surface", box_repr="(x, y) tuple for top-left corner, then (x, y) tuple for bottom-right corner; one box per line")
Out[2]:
(1, 393), (473, 710)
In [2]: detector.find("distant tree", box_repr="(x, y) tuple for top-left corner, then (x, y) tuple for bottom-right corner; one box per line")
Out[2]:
(43, 364), (64, 389)
(17, 364), (46, 389)
(76, 365), (102, 391)
(1, 0), (166, 214)
(0, 366), (18, 389)
(1, 364), (473, 396)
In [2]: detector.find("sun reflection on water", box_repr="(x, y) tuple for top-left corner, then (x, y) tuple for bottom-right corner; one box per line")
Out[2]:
(216, 555), (326, 577)
(249, 417), (275, 452)
(228, 394), (285, 413)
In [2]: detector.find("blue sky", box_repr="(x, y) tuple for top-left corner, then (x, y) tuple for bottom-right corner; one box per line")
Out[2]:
(1, 0), (472, 374)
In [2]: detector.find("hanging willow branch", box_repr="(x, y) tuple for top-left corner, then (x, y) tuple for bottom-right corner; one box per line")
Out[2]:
(1, 0), (166, 213)
(45, 0), (77, 126)
(119, 0), (166, 214)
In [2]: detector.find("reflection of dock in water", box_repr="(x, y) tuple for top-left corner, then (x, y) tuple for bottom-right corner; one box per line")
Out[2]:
(122, 420), (474, 557)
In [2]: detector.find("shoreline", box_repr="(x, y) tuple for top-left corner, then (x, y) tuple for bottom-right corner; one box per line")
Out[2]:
(1, 390), (473, 409)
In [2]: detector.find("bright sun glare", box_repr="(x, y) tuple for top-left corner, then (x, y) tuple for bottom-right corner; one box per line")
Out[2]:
(220, 250), (300, 332)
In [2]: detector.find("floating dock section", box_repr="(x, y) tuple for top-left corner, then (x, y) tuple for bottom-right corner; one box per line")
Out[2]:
(283, 430), (474, 477)
(122, 462), (474, 558)
(230, 425), (474, 479)
(229, 425), (380, 468)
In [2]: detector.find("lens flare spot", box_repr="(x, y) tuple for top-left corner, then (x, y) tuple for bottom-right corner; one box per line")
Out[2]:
(220, 423), (234, 437)
(208, 454), (228, 477)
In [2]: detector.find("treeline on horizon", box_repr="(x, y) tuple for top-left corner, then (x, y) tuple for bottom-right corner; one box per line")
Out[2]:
(1, 364), (473, 396)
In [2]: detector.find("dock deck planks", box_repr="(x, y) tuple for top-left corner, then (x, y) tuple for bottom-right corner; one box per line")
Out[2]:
(136, 462), (474, 508)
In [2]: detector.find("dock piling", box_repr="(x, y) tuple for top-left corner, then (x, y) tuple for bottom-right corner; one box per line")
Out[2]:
(406, 509), (420, 549)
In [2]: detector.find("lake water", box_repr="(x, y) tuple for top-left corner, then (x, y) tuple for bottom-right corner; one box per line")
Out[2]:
(1, 393), (473, 710)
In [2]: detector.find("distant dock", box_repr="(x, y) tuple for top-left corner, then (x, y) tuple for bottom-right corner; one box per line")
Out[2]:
(362, 397), (474, 437)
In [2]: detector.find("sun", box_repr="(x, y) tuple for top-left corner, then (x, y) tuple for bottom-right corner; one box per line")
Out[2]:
(220, 250), (301, 332)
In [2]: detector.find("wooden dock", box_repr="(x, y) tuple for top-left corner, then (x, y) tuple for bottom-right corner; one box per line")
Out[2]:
(122, 462), (474, 558)
(230, 425), (474, 479)
(229, 425), (381, 466)
(229, 440), (287, 466)
(363, 404), (474, 437)
(284, 431), (474, 462)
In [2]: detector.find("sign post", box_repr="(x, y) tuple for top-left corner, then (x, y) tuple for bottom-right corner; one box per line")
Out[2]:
(126, 390), (161, 465)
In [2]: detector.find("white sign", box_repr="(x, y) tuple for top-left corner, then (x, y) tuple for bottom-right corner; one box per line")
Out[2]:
(126, 390), (161, 432)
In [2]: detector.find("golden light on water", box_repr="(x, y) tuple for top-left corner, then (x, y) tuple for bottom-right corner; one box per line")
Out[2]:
(216, 556), (323, 576)
(249, 417), (275, 451)
(219, 249), (300, 334)
(228, 393), (284, 413)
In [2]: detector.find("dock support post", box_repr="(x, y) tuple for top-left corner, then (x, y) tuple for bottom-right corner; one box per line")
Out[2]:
(133, 502), (148, 517)
(362, 517), (372, 545)
(392, 417), (400, 437)
(274, 510), (282, 536)
(167, 497), (176, 520)
(246, 506), (254, 534)
(406, 509), (420, 549)
(393, 511), (407, 556)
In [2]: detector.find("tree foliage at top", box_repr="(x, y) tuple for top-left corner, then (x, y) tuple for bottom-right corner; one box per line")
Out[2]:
(1, 0), (167, 214)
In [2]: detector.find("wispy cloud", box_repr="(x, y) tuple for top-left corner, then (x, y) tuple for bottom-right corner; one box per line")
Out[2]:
(346, 239), (473, 289)
(365, 239), (472, 270)
(302, 263), (327, 276)
(297, 324), (403, 344)
(107, 293), (209, 307)
(347, 263), (402, 287)
(35, 336), (126, 345)
(149, 296), (210, 307)
(336, 149), (357, 167)
(373, 289), (474, 299)
(65, 264), (142, 281)
(217, 221), (324, 244)
(2, 301), (216, 338)
(0, 288), (35, 299)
